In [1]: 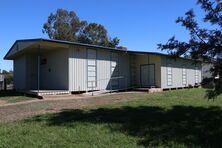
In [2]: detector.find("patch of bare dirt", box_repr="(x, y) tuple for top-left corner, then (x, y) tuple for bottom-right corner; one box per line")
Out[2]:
(0, 92), (147, 122)
(0, 100), (7, 105)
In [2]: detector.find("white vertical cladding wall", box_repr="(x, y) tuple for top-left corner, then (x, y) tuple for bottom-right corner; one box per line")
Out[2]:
(98, 51), (130, 90)
(69, 46), (131, 92)
(97, 49), (111, 90)
(161, 56), (202, 88)
(118, 52), (130, 89)
(69, 46), (87, 91)
(129, 54), (137, 87)
(110, 52), (119, 89)
(14, 55), (27, 90)
(40, 49), (69, 90)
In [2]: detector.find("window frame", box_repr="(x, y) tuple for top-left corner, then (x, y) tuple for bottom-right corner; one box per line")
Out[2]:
(195, 66), (199, 84)
(182, 66), (187, 85)
(167, 64), (173, 86)
(87, 49), (97, 88)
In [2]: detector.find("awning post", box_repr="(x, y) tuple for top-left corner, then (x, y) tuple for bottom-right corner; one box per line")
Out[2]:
(37, 45), (40, 93)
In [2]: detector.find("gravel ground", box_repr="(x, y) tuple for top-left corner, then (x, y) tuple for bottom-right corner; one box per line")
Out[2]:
(0, 92), (145, 122)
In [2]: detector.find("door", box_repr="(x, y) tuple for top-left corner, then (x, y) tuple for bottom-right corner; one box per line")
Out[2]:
(140, 64), (155, 87)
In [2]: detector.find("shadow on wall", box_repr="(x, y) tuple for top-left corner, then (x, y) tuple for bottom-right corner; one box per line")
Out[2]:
(30, 105), (222, 147)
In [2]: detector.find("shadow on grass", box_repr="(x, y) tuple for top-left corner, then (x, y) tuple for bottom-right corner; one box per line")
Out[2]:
(0, 90), (23, 98)
(31, 106), (222, 147)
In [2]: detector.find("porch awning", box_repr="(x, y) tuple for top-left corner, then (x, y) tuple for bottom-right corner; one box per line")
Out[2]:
(4, 39), (70, 60)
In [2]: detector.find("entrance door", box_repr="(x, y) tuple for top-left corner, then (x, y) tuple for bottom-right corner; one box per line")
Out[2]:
(140, 64), (155, 87)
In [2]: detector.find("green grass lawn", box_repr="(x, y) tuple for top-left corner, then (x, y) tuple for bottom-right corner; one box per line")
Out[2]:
(1, 88), (222, 147)
(0, 91), (36, 103)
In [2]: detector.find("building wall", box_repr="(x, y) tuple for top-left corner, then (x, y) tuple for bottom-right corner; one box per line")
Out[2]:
(69, 46), (87, 91)
(161, 56), (202, 88)
(26, 54), (38, 89)
(13, 45), (203, 91)
(68, 46), (130, 92)
(40, 49), (69, 90)
(202, 62), (214, 79)
(134, 54), (161, 88)
(14, 55), (27, 90)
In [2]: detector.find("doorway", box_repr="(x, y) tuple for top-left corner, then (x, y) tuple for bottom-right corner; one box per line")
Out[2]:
(140, 64), (155, 87)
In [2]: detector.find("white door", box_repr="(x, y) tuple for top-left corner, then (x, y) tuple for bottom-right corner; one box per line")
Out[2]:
(141, 65), (155, 87)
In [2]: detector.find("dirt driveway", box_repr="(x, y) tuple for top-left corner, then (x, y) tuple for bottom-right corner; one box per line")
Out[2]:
(0, 92), (145, 122)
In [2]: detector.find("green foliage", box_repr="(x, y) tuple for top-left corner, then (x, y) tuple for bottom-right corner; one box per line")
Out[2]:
(43, 9), (83, 42)
(158, 0), (222, 98)
(1, 70), (13, 85)
(1, 89), (222, 147)
(43, 9), (120, 48)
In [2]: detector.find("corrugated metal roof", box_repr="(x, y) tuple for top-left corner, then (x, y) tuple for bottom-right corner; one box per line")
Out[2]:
(4, 38), (200, 62)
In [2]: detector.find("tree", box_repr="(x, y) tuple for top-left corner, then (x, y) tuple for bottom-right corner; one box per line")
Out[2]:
(43, 9), (120, 48)
(42, 9), (84, 42)
(78, 23), (109, 46)
(158, 0), (222, 98)
(78, 23), (120, 48)
(1, 70), (13, 85)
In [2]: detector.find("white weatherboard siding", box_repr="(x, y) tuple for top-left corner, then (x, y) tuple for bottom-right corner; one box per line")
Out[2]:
(118, 53), (131, 89)
(69, 47), (87, 91)
(14, 55), (27, 90)
(69, 46), (130, 91)
(40, 49), (69, 90)
(97, 49), (112, 90)
(161, 56), (202, 88)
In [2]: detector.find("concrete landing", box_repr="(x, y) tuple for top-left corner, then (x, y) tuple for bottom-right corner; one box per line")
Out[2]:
(133, 88), (163, 93)
(20, 90), (70, 98)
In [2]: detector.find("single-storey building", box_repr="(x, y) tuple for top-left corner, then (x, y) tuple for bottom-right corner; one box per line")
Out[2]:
(4, 38), (202, 94)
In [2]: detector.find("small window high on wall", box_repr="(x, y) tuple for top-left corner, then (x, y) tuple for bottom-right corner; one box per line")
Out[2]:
(87, 49), (97, 88)
(182, 67), (187, 85)
(195, 67), (199, 83)
(167, 64), (173, 86)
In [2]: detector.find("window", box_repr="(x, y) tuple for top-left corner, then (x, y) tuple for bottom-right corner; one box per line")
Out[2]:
(87, 49), (97, 88)
(167, 64), (173, 86)
(182, 67), (187, 85)
(195, 67), (199, 83)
